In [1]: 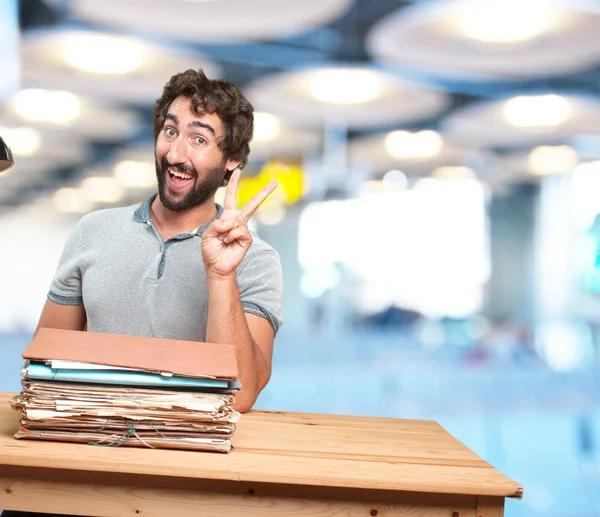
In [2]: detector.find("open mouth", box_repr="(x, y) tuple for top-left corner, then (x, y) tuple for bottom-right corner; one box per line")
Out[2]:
(167, 168), (194, 190)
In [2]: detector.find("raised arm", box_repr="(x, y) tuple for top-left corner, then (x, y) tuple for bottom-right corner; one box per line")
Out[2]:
(201, 169), (279, 412)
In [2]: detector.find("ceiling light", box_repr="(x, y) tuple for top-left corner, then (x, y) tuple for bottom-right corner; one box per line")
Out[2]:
(12, 89), (81, 124)
(432, 166), (477, 180)
(385, 130), (443, 159)
(80, 177), (124, 203)
(113, 160), (156, 188)
(256, 200), (286, 225)
(0, 127), (41, 157)
(310, 69), (380, 104)
(253, 112), (281, 142)
(383, 169), (408, 189)
(459, 0), (550, 43)
(528, 145), (578, 175)
(504, 95), (570, 127)
(64, 34), (143, 74)
(53, 188), (94, 213)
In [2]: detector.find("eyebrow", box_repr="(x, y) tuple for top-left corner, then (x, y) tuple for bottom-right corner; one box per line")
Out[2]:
(165, 113), (216, 138)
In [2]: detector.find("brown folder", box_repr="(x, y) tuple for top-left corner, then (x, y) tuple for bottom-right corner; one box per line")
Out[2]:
(23, 328), (238, 380)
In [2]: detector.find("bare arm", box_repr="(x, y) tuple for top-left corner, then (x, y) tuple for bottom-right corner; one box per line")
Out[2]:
(35, 299), (87, 335)
(201, 169), (279, 412)
(205, 273), (273, 412)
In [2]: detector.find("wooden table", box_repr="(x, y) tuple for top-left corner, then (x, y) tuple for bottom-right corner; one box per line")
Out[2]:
(0, 392), (522, 516)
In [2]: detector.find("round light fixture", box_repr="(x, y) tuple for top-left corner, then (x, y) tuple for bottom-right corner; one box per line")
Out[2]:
(253, 112), (281, 142)
(245, 66), (449, 129)
(113, 160), (156, 188)
(80, 177), (124, 203)
(53, 188), (94, 213)
(504, 95), (571, 127)
(528, 145), (578, 175)
(12, 89), (81, 124)
(383, 169), (408, 189)
(0, 127), (42, 157)
(385, 130), (444, 159)
(63, 33), (143, 74)
(309, 69), (380, 105)
(256, 201), (287, 225)
(459, 0), (550, 43)
(432, 166), (477, 181)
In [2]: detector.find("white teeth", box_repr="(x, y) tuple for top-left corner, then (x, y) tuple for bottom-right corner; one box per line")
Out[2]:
(169, 169), (193, 180)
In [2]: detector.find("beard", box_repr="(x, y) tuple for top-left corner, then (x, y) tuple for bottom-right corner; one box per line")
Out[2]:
(155, 155), (227, 212)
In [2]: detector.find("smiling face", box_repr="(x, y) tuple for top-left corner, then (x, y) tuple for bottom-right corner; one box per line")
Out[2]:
(154, 96), (241, 212)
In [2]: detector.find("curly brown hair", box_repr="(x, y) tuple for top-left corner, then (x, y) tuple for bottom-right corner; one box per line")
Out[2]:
(153, 69), (254, 184)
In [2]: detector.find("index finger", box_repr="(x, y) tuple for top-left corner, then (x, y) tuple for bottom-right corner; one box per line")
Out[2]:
(223, 168), (241, 210)
(241, 181), (278, 220)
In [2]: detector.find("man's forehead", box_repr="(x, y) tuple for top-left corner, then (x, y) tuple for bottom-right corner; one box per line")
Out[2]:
(168, 97), (224, 135)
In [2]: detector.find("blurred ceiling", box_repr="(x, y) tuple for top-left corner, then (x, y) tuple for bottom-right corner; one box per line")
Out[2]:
(2, 0), (600, 212)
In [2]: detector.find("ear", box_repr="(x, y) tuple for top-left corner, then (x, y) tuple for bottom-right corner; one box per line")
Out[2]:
(225, 158), (241, 172)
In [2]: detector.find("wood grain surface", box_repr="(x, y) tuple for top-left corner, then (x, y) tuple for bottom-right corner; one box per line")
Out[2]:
(0, 474), (487, 517)
(1, 392), (523, 500)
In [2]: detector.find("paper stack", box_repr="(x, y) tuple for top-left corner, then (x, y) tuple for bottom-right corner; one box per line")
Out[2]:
(10, 328), (240, 452)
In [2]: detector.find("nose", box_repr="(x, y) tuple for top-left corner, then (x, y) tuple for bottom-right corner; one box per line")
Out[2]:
(166, 135), (186, 165)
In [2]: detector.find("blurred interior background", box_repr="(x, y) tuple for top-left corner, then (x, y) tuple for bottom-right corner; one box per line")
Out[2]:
(2, 0), (600, 514)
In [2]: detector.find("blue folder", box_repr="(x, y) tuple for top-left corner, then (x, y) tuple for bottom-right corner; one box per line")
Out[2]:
(26, 362), (231, 389)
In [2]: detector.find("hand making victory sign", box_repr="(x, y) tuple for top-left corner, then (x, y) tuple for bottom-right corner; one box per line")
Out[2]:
(202, 168), (278, 277)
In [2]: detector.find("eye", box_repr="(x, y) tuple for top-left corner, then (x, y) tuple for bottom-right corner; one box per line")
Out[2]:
(194, 136), (207, 145)
(164, 127), (176, 137)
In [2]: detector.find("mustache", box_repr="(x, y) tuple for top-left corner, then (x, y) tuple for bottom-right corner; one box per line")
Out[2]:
(161, 157), (196, 177)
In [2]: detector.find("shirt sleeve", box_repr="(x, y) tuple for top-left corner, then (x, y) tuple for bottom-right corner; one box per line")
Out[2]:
(238, 249), (284, 334)
(47, 217), (86, 305)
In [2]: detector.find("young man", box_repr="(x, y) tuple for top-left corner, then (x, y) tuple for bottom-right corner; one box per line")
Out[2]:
(34, 69), (283, 414)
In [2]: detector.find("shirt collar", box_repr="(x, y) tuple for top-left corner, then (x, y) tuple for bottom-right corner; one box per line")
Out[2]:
(133, 195), (154, 223)
(134, 195), (224, 236)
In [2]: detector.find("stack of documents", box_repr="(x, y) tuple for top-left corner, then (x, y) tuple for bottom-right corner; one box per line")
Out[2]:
(10, 328), (240, 452)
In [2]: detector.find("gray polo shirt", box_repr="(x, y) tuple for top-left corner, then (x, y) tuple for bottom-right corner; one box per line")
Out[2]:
(48, 197), (283, 341)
